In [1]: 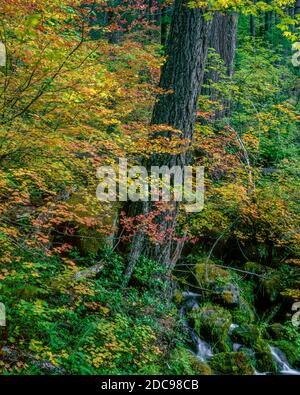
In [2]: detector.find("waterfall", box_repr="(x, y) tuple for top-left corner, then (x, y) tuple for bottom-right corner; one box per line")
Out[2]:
(229, 323), (239, 334)
(181, 292), (214, 362)
(195, 336), (213, 362)
(269, 346), (300, 375)
(181, 291), (300, 375)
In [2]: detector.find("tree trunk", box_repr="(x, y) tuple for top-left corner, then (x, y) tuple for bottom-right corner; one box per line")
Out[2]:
(160, 1), (169, 48)
(202, 11), (238, 119)
(295, 0), (300, 15)
(123, 0), (212, 284)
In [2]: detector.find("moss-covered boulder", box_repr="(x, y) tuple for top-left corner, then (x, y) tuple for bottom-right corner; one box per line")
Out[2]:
(244, 262), (266, 275)
(195, 262), (240, 308)
(213, 283), (240, 308)
(189, 304), (231, 352)
(260, 274), (281, 303)
(255, 350), (277, 373)
(230, 324), (278, 373)
(231, 324), (261, 348)
(195, 262), (230, 286)
(254, 341), (278, 373)
(191, 358), (213, 375)
(209, 352), (254, 375)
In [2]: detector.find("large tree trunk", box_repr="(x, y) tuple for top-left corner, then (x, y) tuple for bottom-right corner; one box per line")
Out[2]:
(250, 0), (257, 36)
(160, 1), (169, 48)
(295, 0), (300, 15)
(123, 0), (212, 284)
(250, 14), (255, 36)
(202, 11), (238, 119)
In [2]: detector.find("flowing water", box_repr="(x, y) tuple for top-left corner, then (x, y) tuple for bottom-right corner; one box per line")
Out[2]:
(269, 346), (300, 375)
(195, 336), (213, 362)
(182, 292), (300, 375)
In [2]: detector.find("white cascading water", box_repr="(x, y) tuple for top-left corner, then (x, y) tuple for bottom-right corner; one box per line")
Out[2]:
(181, 292), (214, 362)
(182, 292), (300, 374)
(195, 336), (213, 362)
(229, 323), (239, 334)
(269, 346), (300, 375)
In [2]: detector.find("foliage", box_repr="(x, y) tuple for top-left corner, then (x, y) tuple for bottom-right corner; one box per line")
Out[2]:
(0, 0), (299, 376)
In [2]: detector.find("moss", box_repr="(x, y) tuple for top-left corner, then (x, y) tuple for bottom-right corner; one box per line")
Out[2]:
(213, 283), (240, 308)
(244, 262), (266, 275)
(222, 290), (235, 304)
(166, 347), (212, 375)
(255, 350), (277, 373)
(271, 340), (300, 366)
(267, 323), (286, 340)
(231, 324), (261, 348)
(254, 340), (278, 373)
(231, 299), (256, 325)
(260, 274), (281, 303)
(195, 263), (230, 286)
(189, 304), (231, 352)
(191, 358), (213, 375)
(209, 352), (254, 375)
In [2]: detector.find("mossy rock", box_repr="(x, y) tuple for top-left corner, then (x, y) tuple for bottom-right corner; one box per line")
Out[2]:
(244, 262), (267, 275)
(213, 283), (240, 308)
(255, 350), (277, 373)
(195, 263), (230, 286)
(189, 304), (231, 352)
(254, 340), (278, 373)
(260, 274), (281, 303)
(231, 324), (261, 348)
(238, 347), (256, 364)
(209, 352), (254, 375)
(190, 357), (213, 375)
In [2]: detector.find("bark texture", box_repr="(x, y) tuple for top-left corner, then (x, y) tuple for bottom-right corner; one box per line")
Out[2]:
(296, 0), (300, 15)
(123, 0), (212, 283)
(160, 1), (169, 48)
(202, 11), (238, 119)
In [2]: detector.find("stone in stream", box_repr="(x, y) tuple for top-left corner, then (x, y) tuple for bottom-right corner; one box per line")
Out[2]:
(189, 304), (232, 352)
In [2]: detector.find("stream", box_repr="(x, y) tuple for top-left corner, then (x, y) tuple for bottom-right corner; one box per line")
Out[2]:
(182, 292), (300, 375)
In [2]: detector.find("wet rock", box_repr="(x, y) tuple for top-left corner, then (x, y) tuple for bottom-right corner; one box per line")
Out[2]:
(189, 304), (231, 352)
(254, 341), (278, 373)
